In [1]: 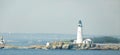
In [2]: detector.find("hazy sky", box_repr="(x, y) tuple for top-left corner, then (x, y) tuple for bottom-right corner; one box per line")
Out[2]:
(0, 0), (120, 35)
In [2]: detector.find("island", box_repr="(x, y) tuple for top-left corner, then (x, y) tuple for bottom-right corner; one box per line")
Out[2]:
(1, 20), (120, 50)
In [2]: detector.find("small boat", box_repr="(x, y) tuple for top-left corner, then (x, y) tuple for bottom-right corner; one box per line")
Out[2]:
(0, 36), (5, 49)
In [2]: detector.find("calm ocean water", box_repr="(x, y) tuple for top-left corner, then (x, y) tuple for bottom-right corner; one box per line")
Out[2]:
(0, 33), (76, 46)
(0, 33), (120, 55)
(0, 49), (120, 55)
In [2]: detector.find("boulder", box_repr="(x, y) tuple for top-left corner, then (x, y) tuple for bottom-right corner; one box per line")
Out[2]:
(62, 44), (70, 49)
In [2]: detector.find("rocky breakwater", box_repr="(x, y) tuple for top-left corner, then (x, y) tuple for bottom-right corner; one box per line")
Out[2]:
(46, 42), (120, 50)
(91, 44), (120, 50)
(4, 44), (47, 49)
(45, 41), (96, 50)
(2, 42), (120, 50)
(3, 41), (94, 50)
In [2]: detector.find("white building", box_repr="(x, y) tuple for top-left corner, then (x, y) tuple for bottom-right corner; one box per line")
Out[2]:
(83, 39), (93, 44)
(76, 20), (83, 43)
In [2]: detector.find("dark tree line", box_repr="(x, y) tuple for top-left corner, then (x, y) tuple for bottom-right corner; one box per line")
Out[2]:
(90, 36), (120, 43)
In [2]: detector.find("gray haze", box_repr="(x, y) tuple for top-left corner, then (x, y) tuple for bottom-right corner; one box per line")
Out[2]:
(0, 0), (120, 35)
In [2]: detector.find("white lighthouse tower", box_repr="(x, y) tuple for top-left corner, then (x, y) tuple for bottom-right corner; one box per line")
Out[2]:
(76, 20), (83, 43)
